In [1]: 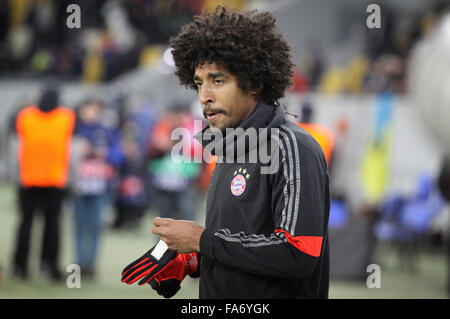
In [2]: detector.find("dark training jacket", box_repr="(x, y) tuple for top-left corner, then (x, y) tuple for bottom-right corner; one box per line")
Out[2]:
(195, 101), (330, 299)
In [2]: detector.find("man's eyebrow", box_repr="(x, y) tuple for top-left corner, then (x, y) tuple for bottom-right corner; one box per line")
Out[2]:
(209, 72), (227, 79)
(193, 72), (228, 81)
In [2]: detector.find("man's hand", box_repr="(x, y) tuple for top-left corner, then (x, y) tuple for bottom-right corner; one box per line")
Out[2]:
(152, 218), (205, 253)
(121, 240), (177, 285)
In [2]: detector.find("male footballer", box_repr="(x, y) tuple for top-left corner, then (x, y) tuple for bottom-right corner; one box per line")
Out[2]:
(121, 6), (330, 299)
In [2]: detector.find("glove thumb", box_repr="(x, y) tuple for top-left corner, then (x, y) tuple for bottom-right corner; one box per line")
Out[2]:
(149, 278), (181, 298)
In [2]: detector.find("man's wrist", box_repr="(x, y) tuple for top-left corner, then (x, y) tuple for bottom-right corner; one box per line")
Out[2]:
(195, 226), (206, 252)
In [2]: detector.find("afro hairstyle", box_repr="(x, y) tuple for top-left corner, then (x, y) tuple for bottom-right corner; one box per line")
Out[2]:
(169, 6), (294, 106)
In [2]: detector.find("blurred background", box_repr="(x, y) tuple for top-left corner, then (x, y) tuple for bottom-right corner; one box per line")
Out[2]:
(1, 0), (450, 299)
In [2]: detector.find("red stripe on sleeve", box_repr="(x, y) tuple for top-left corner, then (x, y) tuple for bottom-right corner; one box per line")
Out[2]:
(275, 229), (323, 257)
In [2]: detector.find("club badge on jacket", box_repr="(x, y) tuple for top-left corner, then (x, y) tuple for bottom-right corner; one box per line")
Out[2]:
(231, 168), (250, 196)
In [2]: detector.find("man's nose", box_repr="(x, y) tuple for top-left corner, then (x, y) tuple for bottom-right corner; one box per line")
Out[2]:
(199, 85), (214, 105)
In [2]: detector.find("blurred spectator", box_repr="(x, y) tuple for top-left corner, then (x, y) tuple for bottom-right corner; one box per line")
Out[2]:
(147, 104), (202, 221)
(112, 136), (148, 229)
(301, 41), (325, 90)
(72, 99), (117, 278)
(289, 67), (309, 94)
(318, 66), (346, 95)
(437, 156), (450, 294)
(360, 92), (394, 207)
(297, 101), (335, 168)
(344, 55), (370, 94)
(438, 156), (450, 203)
(364, 54), (405, 94)
(12, 82), (75, 280)
(329, 115), (351, 201)
(112, 97), (157, 229)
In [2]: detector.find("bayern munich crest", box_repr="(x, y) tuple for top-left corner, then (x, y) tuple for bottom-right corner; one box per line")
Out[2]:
(231, 168), (250, 196)
(231, 174), (246, 196)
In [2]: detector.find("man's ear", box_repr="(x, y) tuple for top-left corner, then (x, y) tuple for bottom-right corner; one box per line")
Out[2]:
(250, 84), (263, 98)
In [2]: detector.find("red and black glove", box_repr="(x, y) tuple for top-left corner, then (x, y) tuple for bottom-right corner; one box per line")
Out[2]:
(148, 252), (199, 298)
(121, 240), (177, 285)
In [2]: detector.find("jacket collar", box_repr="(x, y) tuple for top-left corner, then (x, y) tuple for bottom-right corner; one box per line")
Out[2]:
(195, 100), (286, 159)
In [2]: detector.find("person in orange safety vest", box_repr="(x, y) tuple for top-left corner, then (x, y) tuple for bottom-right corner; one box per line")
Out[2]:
(12, 83), (75, 280)
(297, 102), (335, 168)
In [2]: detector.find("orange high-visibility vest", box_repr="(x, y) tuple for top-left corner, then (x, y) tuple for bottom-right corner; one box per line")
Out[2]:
(297, 122), (335, 166)
(16, 106), (75, 188)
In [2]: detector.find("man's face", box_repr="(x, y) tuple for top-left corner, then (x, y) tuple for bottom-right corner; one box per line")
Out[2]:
(194, 63), (258, 132)
(80, 102), (102, 124)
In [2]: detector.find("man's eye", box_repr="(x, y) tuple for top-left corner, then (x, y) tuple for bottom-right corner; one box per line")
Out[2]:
(214, 79), (223, 85)
(195, 82), (202, 88)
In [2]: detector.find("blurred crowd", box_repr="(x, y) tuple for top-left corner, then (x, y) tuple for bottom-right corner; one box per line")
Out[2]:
(2, 0), (448, 93)
(7, 82), (214, 280)
(290, 1), (450, 95)
(0, 0), (249, 82)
